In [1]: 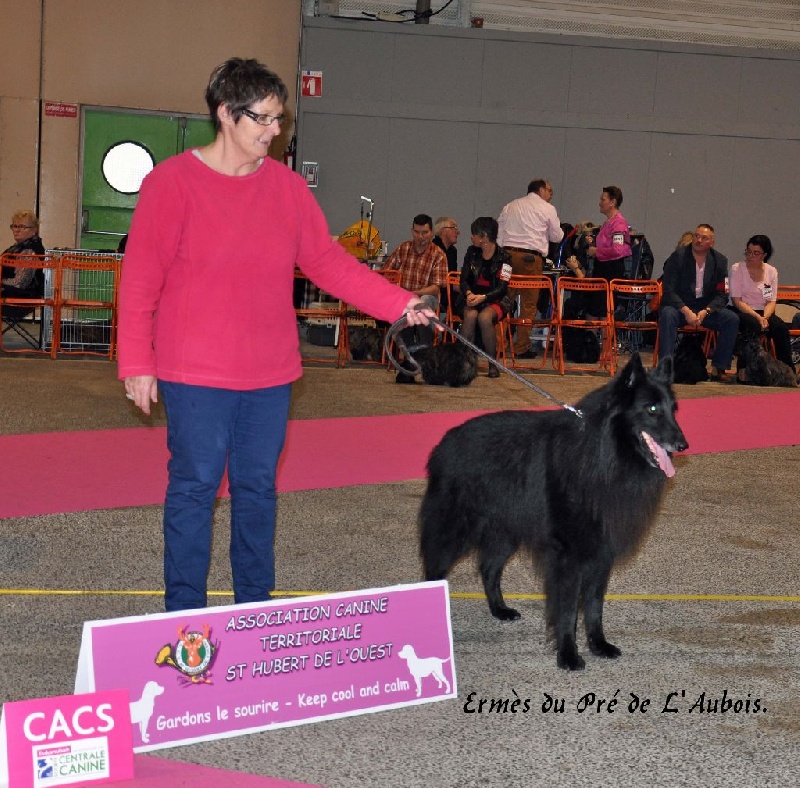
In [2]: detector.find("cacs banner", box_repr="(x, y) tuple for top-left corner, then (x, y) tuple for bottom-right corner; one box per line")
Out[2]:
(74, 581), (456, 752)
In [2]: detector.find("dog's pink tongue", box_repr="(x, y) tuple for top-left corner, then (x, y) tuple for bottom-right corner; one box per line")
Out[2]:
(643, 432), (676, 478)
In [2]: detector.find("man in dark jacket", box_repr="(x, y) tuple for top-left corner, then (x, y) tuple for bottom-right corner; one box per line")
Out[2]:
(658, 224), (738, 382)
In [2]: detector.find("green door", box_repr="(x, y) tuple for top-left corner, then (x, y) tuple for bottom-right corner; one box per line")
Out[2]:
(79, 108), (215, 250)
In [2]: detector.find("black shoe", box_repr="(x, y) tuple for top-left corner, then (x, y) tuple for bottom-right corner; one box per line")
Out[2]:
(515, 349), (538, 360)
(487, 366), (500, 378)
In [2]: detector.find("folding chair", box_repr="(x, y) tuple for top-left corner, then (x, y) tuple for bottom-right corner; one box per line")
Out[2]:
(444, 271), (462, 340)
(777, 285), (800, 366)
(0, 253), (59, 357)
(344, 269), (400, 366)
(56, 254), (121, 359)
(554, 277), (613, 375)
(676, 324), (715, 358)
(609, 278), (661, 374)
(507, 274), (556, 370)
(294, 268), (348, 367)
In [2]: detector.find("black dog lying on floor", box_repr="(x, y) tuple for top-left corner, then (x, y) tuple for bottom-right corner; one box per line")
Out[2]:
(736, 334), (798, 387)
(396, 342), (478, 387)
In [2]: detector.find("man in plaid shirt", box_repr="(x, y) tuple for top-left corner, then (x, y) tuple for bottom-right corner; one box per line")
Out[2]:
(383, 214), (448, 381)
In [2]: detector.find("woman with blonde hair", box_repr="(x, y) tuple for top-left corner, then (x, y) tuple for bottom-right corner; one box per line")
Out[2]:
(2, 210), (45, 298)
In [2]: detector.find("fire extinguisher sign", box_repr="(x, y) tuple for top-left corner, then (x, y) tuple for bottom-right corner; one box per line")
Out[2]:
(301, 70), (323, 97)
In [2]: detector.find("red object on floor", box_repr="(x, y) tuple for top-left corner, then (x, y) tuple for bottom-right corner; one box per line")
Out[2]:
(103, 755), (323, 786)
(1, 393), (798, 520)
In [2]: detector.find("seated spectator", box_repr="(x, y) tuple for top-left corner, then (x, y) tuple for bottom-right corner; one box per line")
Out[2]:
(729, 234), (794, 377)
(457, 217), (512, 378)
(658, 223), (739, 382)
(2, 210), (46, 299)
(383, 213), (448, 381)
(433, 216), (460, 315)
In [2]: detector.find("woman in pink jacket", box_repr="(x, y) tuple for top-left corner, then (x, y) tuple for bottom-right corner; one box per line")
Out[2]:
(587, 185), (632, 316)
(118, 57), (433, 612)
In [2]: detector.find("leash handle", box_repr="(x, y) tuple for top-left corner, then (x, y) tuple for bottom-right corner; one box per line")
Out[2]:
(384, 313), (582, 417)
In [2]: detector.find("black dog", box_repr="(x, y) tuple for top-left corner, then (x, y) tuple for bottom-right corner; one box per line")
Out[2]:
(736, 334), (798, 388)
(397, 343), (478, 387)
(419, 354), (687, 670)
(349, 326), (384, 362)
(672, 333), (709, 384)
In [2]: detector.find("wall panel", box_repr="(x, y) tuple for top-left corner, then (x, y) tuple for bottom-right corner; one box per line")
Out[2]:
(299, 17), (800, 282)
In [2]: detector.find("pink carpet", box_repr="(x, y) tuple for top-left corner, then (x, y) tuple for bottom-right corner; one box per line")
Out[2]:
(1, 392), (798, 520)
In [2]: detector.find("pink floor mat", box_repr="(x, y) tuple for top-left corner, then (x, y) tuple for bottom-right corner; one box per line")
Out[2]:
(1, 392), (797, 520)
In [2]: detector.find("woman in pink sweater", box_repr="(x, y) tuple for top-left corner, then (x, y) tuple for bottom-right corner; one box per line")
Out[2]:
(587, 185), (632, 316)
(118, 58), (433, 612)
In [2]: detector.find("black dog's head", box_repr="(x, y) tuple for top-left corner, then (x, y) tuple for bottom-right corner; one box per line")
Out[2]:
(611, 354), (689, 476)
(734, 333), (762, 369)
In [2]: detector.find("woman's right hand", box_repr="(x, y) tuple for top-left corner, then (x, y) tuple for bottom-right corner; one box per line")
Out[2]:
(124, 375), (158, 415)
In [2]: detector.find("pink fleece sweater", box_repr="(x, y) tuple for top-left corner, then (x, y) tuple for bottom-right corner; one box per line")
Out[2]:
(118, 151), (411, 389)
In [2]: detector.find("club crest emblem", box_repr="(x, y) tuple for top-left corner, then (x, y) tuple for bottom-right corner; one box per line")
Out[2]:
(155, 624), (218, 684)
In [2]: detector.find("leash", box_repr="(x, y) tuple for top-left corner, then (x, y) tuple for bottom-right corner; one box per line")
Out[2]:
(384, 312), (583, 418)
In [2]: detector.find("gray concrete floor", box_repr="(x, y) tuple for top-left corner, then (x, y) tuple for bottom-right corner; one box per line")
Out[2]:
(0, 345), (798, 787)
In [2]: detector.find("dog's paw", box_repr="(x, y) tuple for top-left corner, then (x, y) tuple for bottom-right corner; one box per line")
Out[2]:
(557, 647), (585, 671)
(491, 606), (521, 622)
(588, 637), (622, 659)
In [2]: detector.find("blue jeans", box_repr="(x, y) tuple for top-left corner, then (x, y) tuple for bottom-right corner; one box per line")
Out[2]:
(659, 305), (739, 370)
(159, 381), (291, 611)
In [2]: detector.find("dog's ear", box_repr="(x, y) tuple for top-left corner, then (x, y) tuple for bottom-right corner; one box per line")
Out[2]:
(620, 352), (646, 388)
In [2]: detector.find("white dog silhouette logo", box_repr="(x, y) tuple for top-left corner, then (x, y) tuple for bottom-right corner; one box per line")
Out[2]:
(129, 680), (164, 743)
(398, 644), (451, 697)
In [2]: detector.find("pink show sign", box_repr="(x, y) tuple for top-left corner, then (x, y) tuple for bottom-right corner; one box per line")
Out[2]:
(74, 581), (456, 753)
(0, 690), (133, 787)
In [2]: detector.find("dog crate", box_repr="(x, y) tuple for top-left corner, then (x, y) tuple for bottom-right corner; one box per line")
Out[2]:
(46, 249), (122, 355)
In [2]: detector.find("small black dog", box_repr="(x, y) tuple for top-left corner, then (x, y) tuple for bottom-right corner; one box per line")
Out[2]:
(672, 333), (709, 384)
(398, 343), (477, 387)
(419, 354), (687, 670)
(736, 334), (798, 388)
(349, 326), (384, 362)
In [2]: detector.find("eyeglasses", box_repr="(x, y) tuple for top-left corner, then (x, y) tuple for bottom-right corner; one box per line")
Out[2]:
(744, 249), (765, 258)
(10, 224), (35, 230)
(442, 225), (459, 231)
(240, 108), (285, 127)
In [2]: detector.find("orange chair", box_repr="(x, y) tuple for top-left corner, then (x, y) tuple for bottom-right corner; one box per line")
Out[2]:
(554, 277), (613, 375)
(444, 271), (462, 339)
(56, 254), (121, 359)
(676, 324), (716, 358)
(507, 274), (556, 370)
(609, 278), (661, 374)
(294, 268), (349, 367)
(777, 285), (800, 366)
(1, 253), (59, 357)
